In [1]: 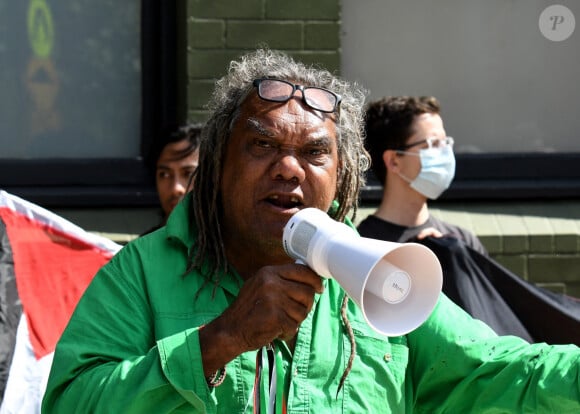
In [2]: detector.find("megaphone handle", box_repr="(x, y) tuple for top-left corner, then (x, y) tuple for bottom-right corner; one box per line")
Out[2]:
(294, 259), (330, 280)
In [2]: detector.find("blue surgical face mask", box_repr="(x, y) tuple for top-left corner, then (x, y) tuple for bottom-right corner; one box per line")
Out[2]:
(397, 145), (456, 199)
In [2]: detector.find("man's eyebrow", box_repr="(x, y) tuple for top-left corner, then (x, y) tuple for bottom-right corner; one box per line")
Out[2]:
(247, 118), (275, 137)
(310, 136), (333, 146)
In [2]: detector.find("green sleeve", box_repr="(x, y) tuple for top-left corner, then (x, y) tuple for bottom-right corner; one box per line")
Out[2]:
(41, 243), (211, 414)
(409, 294), (580, 413)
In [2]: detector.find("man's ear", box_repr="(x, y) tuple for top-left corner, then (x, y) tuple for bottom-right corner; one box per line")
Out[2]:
(382, 149), (400, 173)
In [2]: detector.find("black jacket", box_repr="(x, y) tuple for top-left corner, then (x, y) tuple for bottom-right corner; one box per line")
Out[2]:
(419, 236), (580, 345)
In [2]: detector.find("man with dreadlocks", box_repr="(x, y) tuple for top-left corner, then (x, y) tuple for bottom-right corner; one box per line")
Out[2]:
(43, 49), (579, 413)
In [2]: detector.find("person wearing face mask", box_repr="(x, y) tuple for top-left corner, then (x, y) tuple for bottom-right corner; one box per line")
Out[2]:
(358, 96), (487, 255)
(357, 97), (580, 344)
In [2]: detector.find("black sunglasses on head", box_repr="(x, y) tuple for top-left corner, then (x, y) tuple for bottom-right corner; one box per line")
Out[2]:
(253, 78), (342, 113)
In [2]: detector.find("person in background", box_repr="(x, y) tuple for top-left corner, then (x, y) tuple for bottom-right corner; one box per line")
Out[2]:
(143, 123), (202, 235)
(42, 49), (579, 413)
(359, 96), (580, 344)
(358, 96), (487, 254)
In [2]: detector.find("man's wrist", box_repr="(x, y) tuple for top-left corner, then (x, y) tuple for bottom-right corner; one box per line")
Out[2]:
(206, 366), (226, 388)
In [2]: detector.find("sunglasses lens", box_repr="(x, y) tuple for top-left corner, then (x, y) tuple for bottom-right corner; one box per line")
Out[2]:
(258, 79), (294, 102)
(304, 88), (338, 112)
(255, 79), (340, 113)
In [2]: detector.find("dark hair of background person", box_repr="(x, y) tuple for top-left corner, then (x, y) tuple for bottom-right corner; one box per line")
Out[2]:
(364, 96), (440, 186)
(139, 123), (203, 237)
(146, 123), (203, 174)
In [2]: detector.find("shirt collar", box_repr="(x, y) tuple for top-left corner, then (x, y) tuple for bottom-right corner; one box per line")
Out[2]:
(165, 192), (196, 247)
(164, 193), (244, 294)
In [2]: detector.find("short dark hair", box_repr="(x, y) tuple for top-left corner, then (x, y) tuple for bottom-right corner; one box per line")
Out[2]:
(147, 123), (203, 170)
(364, 96), (440, 185)
(166, 123), (203, 147)
(163, 123), (202, 161)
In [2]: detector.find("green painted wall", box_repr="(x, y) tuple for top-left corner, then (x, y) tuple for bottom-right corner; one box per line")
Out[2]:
(184, 0), (341, 122)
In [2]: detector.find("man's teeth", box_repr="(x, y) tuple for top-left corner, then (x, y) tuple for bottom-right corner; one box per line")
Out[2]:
(268, 195), (300, 204)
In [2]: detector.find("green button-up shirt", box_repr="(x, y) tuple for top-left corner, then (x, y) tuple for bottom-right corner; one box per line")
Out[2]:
(42, 197), (580, 413)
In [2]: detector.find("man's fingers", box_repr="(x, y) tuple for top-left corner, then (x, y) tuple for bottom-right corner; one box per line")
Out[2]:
(275, 263), (324, 293)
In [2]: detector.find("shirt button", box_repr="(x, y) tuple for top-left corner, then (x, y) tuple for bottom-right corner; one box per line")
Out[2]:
(294, 368), (298, 376)
(384, 353), (392, 362)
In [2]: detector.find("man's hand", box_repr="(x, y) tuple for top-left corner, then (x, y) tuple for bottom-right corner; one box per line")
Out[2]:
(199, 263), (323, 375)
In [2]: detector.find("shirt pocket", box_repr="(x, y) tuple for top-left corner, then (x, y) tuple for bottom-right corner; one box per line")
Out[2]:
(153, 311), (221, 340)
(346, 320), (409, 410)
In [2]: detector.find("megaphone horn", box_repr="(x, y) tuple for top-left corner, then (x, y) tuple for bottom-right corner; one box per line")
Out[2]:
(283, 208), (443, 336)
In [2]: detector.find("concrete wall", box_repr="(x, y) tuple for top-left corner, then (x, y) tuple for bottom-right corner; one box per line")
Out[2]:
(340, 0), (580, 154)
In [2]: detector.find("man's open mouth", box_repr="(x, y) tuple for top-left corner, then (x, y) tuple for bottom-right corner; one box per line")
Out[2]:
(266, 194), (303, 209)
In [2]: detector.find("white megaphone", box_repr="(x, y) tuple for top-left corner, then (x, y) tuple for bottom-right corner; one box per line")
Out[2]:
(283, 208), (443, 336)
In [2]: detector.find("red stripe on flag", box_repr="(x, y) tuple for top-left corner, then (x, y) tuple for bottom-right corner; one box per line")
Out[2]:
(0, 207), (116, 360)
